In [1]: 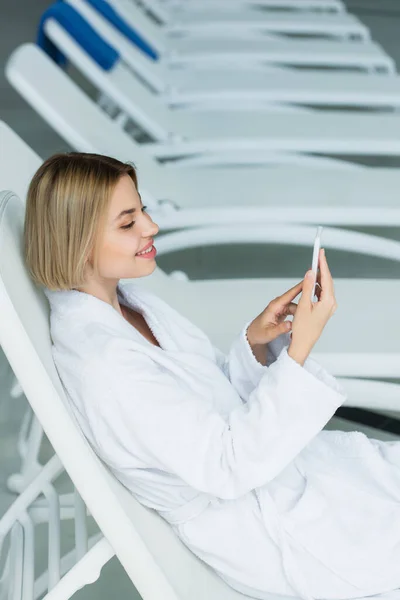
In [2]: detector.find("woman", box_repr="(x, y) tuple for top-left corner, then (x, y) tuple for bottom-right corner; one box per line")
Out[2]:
(25, 153), (400, 600)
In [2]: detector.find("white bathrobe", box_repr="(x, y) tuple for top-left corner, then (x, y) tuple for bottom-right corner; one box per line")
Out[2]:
(44, 282), (400, 600)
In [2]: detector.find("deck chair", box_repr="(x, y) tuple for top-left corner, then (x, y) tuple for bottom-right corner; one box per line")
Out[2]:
(64, 0), (394, 72)
(2, 121), (399, 375)
(2, 121), (400, 374)
(2, 127), (399, 371)
(7, 45), (400, 230)
(146, 0), (347, 16)
(0, 122), (42, 201)
(39, 8), (400, 113)
(0, 123), (42, 398)
(137, 0), (347, 25)
(36, 17), (400, 143)
(10, 43), (400, 168)
(165, 69), (400, 112)
(60, 1), (391, 103)
(24, 21), (400, 165)
(109, 0), (370, 41)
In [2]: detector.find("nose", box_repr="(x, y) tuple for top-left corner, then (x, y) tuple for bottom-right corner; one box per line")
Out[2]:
(142, 212), (159, 238)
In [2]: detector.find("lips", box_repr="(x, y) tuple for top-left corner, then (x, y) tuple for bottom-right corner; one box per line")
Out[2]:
(136, 239), (154, 255)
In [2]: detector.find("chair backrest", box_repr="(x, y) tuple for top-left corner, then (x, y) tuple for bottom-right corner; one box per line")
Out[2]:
(0, 189), (249, 600)
(65, 0), (168, 91)
(5, 44), (171, 199)
(104, 0), (168, 49)
(43, 18), (172, 141)
(135, 0), (171, 25)
(0, 122), (42, 201)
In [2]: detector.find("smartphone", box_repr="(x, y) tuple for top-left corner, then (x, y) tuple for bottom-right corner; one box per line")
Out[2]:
(311, 226), (323, 301)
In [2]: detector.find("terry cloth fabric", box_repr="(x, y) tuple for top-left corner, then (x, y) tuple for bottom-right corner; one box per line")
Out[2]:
(37, 0), (119, 70)
(84, 0), (159, 60)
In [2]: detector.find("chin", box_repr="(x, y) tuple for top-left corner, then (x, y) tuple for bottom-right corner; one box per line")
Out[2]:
(124, 259), (158, 279)
(142, 260), (157, 277)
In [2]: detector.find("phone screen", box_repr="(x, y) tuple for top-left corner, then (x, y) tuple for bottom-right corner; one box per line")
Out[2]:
(311, 226), (323, 301)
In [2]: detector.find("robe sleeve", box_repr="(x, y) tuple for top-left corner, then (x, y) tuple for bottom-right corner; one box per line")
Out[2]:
(216, 323), (336, 404)
(89, 338), (346, 500)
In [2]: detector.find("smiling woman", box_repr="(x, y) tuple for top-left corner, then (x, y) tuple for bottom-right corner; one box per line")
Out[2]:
(27, 152), (400, 600)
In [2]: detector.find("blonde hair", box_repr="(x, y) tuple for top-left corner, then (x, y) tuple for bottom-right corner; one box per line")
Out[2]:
(24, 152), (138, 290)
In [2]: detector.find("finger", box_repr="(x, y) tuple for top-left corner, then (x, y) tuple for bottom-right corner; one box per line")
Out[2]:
(319, 249), (335, 299)
(317, 268), (322, 288)
(277, 302), (297, 323)
(283, 302), (297, 316)
(299, 270), (315, 308)
(275, 320), (292, 337)
(278, 280), (304, 304)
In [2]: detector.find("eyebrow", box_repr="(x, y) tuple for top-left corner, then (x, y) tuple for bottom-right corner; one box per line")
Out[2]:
(114, 193), (142, 222)
(115, 207), (136, 221)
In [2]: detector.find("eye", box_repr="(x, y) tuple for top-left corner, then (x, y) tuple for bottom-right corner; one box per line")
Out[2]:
(121, 221), (134, 230)
(120, 206), (147, 230)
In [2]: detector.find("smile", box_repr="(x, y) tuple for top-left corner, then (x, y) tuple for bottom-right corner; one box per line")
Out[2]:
(136, 245), (157, 259)
(137, 245), (153, 256)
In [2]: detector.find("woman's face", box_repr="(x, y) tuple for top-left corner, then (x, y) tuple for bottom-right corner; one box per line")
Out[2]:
(94, 174), (159, 281)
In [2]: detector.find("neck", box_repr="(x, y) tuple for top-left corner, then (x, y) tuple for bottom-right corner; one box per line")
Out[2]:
(76, 277), (122, 315)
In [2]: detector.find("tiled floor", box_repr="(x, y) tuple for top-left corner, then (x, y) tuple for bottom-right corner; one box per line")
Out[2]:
(2, 1), (400, 598)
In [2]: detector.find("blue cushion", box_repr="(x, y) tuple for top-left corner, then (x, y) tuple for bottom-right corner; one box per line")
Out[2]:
(84, 0), (159, 60)
(37, 1), (120, 70)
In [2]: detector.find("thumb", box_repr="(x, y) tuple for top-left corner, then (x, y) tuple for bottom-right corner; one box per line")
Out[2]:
(299, 270), (315, 305)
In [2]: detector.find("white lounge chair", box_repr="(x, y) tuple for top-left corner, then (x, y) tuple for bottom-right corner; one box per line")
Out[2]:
(110, 0), (370, 41)
(67, 21), (400, 113)
(146, 0), (347, 16)
(7, 49), (400, 229)
(144, 0), (347, 17)
(10, 43), (400, 169)
(65, 0), (395, 73)
(1, 187), (400, 600)
(0, 121), (42, 201)
(165, 69), (400, 112)
(39, 11), (400, 114)
(2, 122), (400, 379)
(0, 123), (42, 403)
(62, 0), (396, 111)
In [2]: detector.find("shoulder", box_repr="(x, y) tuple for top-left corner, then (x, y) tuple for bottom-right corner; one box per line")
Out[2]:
(80, 334), (161, 407)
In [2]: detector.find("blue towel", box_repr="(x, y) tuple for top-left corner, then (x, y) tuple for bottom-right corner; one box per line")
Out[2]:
(84, 0), (159, 60)
(37, 1), (120, 70)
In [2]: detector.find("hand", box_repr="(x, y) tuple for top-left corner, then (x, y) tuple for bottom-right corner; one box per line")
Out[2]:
(247, 279), (304, 364)
(288, 249), (337, 366)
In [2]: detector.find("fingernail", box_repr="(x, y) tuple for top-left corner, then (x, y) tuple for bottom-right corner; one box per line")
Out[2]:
(305, 270), (314, 279)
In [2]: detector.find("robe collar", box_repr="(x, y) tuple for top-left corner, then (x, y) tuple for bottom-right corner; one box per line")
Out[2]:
(44, 281), (178, 351)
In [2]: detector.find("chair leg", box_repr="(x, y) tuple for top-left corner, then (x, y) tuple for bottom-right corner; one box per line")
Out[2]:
(20, 512), (35, 600)
(0, 522), (24, 600)
(1, 455), (112, 600)
(39, 538), (114, 600)
(33, 532), (103, 600)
